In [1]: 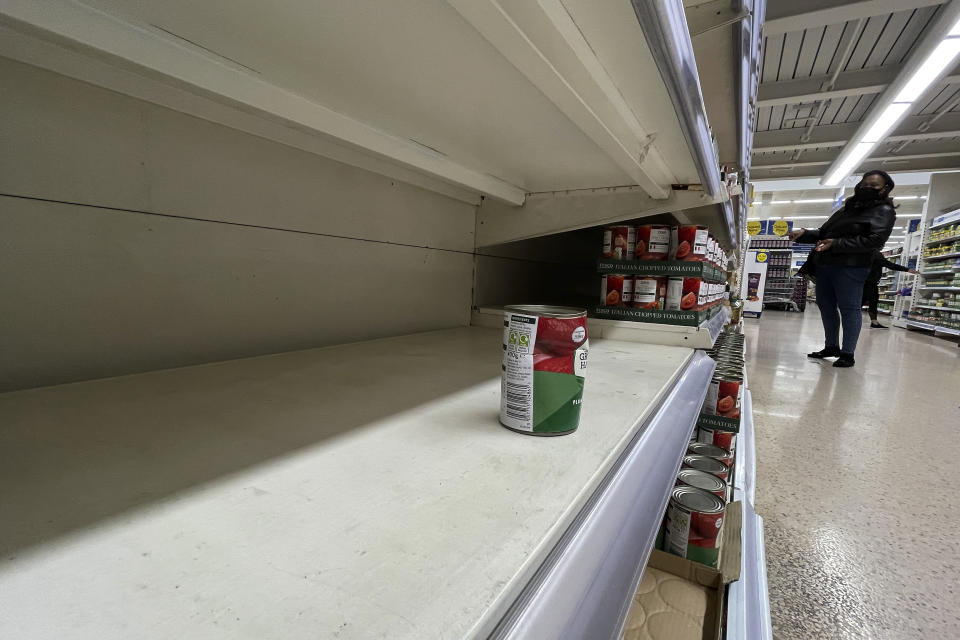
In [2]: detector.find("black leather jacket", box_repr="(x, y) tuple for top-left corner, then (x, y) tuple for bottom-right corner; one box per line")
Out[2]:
(795, 201), (896, 268)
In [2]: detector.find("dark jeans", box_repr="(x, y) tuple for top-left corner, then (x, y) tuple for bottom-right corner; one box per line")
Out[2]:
(816, 265), (870, 355)
(862, 281), (880, 321)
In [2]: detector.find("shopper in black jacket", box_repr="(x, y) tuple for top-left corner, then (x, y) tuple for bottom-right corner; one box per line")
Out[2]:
(788, 170), (897, 367)
(863, 251), (921, 329)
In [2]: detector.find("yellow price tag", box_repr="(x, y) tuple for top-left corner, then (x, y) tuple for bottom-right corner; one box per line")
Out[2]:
(772, 220), (789, 236)
(756, 252), (768, 263)
(747, 220), (762, 236)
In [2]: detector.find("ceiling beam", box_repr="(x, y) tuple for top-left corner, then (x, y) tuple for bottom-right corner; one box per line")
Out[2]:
(447, 0), (674, 199)
(752, 112), (960, 152)
(764, 0), (944, 36)
(0, 0), (528, 205)
(753, 139), (960, 169)
(757, 66), (902, 108)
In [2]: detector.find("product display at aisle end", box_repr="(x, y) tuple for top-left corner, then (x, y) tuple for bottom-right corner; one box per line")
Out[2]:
(908, 209), (960, 335)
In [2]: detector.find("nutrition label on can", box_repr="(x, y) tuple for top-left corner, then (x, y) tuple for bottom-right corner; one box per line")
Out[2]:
(501, 313), (538, 432)
(665, 503), (691, 558)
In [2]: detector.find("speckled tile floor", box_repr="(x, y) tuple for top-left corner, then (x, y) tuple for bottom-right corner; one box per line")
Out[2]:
(745, 309), (960, 640)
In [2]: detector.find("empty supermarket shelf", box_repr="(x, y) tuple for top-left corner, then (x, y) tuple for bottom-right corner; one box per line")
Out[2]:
(0, 328), (499, 557)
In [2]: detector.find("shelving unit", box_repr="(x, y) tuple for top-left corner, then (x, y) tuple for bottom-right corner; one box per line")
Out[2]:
(0, 0), (769, 637)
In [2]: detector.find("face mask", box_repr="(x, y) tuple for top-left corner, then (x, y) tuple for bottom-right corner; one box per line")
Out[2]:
(854, 185), (883, 200)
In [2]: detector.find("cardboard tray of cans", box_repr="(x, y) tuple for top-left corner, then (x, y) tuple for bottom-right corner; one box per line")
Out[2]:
(593, 301), (724, 327)
(628, 503), (742, 640)
(597, 258), (727, 284)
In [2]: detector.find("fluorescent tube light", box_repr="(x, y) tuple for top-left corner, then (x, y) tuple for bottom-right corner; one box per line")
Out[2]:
(824, 142), (875, 186)
(951, 17), (960, 37)
(792, 198), (835, 204)
(894, 196), (918, 200)
(770, 200), (792, 204)
(862, 102), (912, 143)
(894, 38), (960, 102)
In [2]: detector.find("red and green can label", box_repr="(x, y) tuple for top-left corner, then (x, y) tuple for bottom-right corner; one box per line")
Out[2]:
(501, 310), (588, 434)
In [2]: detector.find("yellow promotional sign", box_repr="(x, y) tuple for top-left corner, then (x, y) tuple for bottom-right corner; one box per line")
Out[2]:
(756, 252), (768, 263)
(772, 220), (789, 236)
(747, 220), (762, 236)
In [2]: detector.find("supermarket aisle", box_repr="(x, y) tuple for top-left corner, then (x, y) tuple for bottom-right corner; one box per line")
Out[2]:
(745, 310), (960, 640)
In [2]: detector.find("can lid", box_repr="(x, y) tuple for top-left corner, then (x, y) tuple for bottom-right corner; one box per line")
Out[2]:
(677, 468), (727, 492)
(683, 454), (728, 475)
(504, 305), (587, 319)
(688, 442), (731, 459)
(671, 485), (725, 513)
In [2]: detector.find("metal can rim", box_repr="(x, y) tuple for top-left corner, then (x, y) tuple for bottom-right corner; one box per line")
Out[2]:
(503, 305), (588, 319)
(670, 485), (725, 513)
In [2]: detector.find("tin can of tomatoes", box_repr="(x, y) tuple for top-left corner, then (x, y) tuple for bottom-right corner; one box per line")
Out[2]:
(601, 274), (633, 307)
(632, 276), (664, 309)
(664, 486), (725, 567)
(500, 306), (588, 436)
(682, 277), (702, 311)
(704, 375), (742, 417)
(688, 441), (735, 468)
(664, 277), (684, 310)
(683, 454), (729, 481)
(635, 224), (670, 261)
(602, 226), (636, 260)
(698, 426), (738, 454)
(674, 225), (709, 262)
(676, 468), (728, 501)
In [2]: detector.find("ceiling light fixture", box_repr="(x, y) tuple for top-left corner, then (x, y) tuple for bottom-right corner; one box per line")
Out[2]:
(821, 8), (960, 186)
(792, 198), (836, 204)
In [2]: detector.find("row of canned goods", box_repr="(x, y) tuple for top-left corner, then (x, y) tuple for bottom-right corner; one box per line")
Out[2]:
(703, 331), (745, 417)
(600, 274), (726, 310)
(661, 440), (737, 567)
(602, 224), (727, 267)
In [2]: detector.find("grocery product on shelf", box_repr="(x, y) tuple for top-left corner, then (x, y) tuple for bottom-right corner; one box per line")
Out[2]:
(698, 426), (737, 453)
(682, 454), (730, 482)
(703, 374), (742, 417)
(664, 486), (726, 567)
(632, 275), (665, 310)
(665, 276), (684, 310)
(602, 225), (635, 260)
(500, 306), (588, 436)
(676, 467), (728, 501)
(673, 225), (709, 261)
(635, 224), (670, 261)
(687, 441), (734, 468)
(600, 274), (633, 307)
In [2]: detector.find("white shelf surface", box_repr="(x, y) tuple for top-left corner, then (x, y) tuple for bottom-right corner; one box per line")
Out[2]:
(925, 235), (960, 248)
(914, 304), (960, 312)
(923, 251), (960, 261)
(918, 286), (960, 291)
(905, 319), (937, 331)
(0, 327), (714, 640)
(935, 326), (960, 336)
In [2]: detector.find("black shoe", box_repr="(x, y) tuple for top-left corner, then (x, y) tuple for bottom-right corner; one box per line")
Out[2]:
(808, 346), (841, 359)
(870, 323), (888, 329)
(833, 354), (855, 367)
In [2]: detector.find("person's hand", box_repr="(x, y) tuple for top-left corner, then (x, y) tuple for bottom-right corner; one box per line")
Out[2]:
(788, 229), (805, 242)
(814, 238), (834, 252)
(910, 269), (922, 277)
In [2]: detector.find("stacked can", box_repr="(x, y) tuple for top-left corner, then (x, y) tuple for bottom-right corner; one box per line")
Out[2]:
(698, 328), (745, 464)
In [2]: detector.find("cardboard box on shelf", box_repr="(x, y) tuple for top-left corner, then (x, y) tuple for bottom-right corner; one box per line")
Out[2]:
(625, 502), (742, 640)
